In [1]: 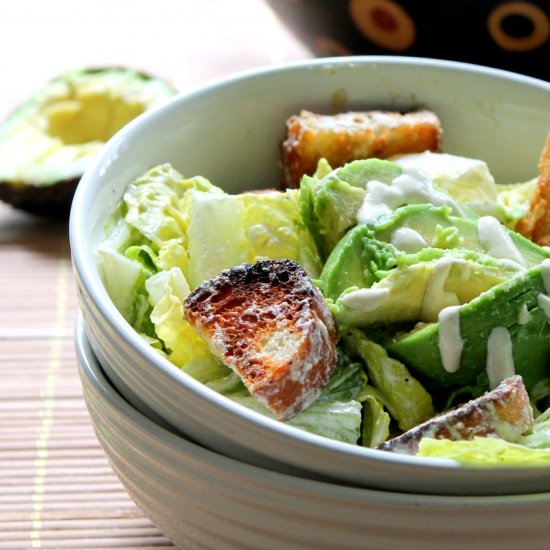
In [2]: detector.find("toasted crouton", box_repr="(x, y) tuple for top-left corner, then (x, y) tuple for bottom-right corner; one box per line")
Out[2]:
(516, 131), (550, 245)
(377, 375), (533, 455)
(184, 259), (338, 421)
(280, 109), (443, 188)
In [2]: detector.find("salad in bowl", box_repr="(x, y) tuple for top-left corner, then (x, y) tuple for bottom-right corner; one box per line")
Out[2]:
(96, 105), (550, 466)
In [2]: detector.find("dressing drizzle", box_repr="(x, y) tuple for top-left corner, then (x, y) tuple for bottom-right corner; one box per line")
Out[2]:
(438, 305), (463, 373)
(477, 216), (525, 267)
(486, 327), (515, 389)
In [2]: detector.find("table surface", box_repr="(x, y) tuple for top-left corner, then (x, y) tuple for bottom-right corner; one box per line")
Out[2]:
(0, 2), (311, 547)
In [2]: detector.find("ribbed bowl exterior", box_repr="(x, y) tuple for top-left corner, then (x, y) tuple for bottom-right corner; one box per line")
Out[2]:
(76, 319), (550, 550)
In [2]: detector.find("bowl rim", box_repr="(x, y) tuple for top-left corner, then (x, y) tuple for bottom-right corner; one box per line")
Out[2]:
(75, 314), (550, 506)
(69, 55), (550, 484)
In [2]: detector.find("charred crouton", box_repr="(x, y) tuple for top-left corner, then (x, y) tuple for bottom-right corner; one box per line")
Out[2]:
(280, 109), (442, 189)
(516, 131), (550, 245)
(377, 375), (533, 455)
(184, 259), (338, 421)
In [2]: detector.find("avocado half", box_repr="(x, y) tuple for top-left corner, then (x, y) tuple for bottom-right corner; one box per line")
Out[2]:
(0, 67), (176, 216)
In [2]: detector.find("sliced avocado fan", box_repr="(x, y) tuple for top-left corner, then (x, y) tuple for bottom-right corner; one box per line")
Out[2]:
(0, 67), (176, 216)
(386, 264), (550, 394)
(318, 203), (550, 402)
(320, 223), (525, 328)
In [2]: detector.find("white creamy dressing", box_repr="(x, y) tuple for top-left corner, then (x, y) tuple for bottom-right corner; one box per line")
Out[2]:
(342, 256), (472, 328)
(537, 293), (550, 319)
(517, 303), (531, 325)
(390, 227), (427, 253)
(421, 257), (470, 322)
(356, 167), (464, 226)
(477, 216), (525, 267)
(348, 160), (541, 384)
(540, 258), (550, 294)
(438, 305), (463, 373)
(393, 151), (498, 204)
(341, 287), (389, 310)
(486, 327), (515, 389)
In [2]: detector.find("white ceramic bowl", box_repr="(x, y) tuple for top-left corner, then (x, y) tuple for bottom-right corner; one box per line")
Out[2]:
(75, 317), (550, 550)
(70, 56), (550, 496)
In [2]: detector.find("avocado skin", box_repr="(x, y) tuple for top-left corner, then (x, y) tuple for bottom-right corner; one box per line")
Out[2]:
(0, 177), (77, 217)
(0, 67), (176, 217)
(386, 266), (550, 394)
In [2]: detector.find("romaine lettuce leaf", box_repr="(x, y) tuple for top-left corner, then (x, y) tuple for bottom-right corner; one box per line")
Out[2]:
(496, 178), (537, 228)
(145, 268), (244, 385)
(146, 268), (213, 368)
(392, 151), (498, 206)
(97, 163), (223, 333)
(228, 393), (362, 444)
(186, 190), (247, 287)
(219, 355), (366, 444)
(121, 163), (224, 279)
(186, 188), (322, 288)
(344, 330), (435, 431)
(417, 436), (550, 465)
(125, 244), (160, 272)
(361, 390), (391, 448)
(243, 190), (321, 277)
(123, 163), (223, 247)
(96, 246), (156, 335)
(521, 406), (550, 449)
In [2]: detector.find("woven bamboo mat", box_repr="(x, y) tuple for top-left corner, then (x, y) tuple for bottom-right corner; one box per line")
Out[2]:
(0, 2), (311, 547)
(0, 203), (176, 548)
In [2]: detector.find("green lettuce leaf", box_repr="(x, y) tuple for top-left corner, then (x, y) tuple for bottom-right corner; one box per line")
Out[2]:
(220, 356), (365, 444)
(96, 246), (156, 335)
(361, 390), (391, 448)
(145, 268), (252, 389)
(496, 178), (538, 228)
(121, 163), (223, 279)
(97, 163), (223, 334)
(186, 188), (322, 288)
(417, 436), (550, 466)
(123, 163), (223, 247)
(521, 406), (550, 449)
(344, 330), (435, 431)
(392, 151), (498, 206)
(146, 268), (213, 369)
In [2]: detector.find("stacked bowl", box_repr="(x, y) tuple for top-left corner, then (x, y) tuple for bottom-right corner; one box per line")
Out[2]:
(70, 57), (550, 548)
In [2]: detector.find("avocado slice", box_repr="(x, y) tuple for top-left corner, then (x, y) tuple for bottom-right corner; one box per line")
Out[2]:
(300, 155), (485, 262)
(370, 204), (550, 267)
(320, 223), (523, 328)
(0, 67), (176, 216)
(319, 224), (398, 300)
(386, 264), (550, 395)
(319, 199), (550, 403)
(299, 158), (402, 260)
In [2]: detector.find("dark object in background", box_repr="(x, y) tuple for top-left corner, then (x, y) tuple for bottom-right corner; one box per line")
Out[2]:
(266, 0), (550, 81)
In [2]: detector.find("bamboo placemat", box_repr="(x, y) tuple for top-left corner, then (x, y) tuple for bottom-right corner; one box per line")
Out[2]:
(0, 3), (311, 547)
(0, 203), (176, 548)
